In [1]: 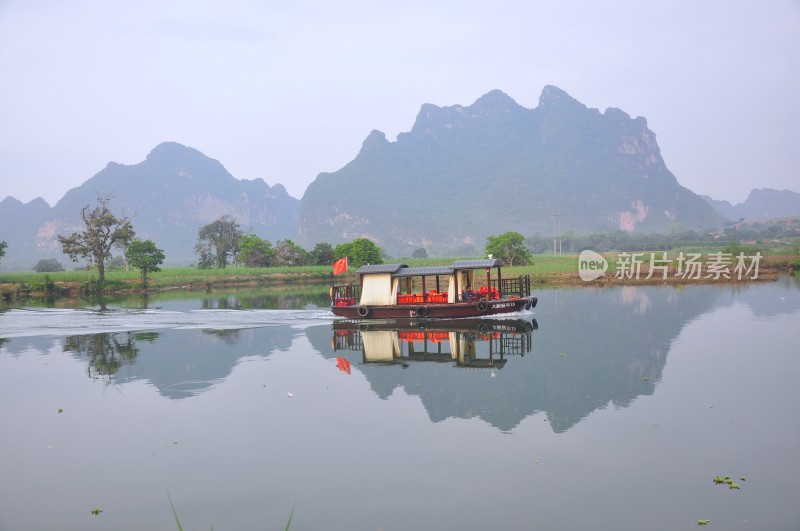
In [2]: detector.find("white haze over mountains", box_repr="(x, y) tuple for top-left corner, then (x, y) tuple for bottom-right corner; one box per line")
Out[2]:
(0, 0), (798, 206)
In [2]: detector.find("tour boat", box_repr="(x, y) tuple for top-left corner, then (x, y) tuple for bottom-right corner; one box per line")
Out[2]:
(330, 259), (537, 319)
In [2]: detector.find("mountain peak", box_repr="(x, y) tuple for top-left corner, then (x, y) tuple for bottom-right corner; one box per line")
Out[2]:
(703, 187), (800, 220)
(1, 195), (51, 209)
(139, 141), (232, 180)
(538, 85), (585, 110)
(146, 142), (205, 162)
(472, 89), (518, 110)
(300, 85), (723, 253)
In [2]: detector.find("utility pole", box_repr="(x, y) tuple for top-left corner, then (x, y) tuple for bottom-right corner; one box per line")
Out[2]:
(552, 209), (562, 256)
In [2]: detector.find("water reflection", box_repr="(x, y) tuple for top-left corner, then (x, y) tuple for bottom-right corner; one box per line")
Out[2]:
(64, 331), (159, 379)
(51, 327), (297, 398)
(307, 282), (800, 433)
(331, 319), (535, 369)
(197, 292), (328, 310)
(3, 279), (799, 426)
(0, 285), (332, 311)
(1, 280), (799, 531)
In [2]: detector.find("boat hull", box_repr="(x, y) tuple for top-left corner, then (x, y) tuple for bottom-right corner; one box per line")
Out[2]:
(331, 296), (537, 320)
(333, 317), (537, 333)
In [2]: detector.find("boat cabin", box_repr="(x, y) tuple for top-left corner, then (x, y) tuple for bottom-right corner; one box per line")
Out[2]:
(331, 259), (535, 319)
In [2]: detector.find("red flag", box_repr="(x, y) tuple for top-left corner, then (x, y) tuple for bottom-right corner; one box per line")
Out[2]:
(336, 356), (351, 374)
(333, 257), (348, 275)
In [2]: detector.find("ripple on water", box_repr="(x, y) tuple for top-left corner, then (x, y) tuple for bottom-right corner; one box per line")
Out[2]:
(0, 307), (337, 338)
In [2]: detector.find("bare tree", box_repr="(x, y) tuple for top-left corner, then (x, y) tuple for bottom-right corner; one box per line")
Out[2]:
(57, 196), (135, 281)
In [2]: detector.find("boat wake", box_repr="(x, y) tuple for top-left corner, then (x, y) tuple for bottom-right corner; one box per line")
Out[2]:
(0, 307), (337, 338)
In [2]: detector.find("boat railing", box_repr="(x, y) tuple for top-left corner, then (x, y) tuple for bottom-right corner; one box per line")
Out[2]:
(495, 333), (532, 355)
(332, 330), (362, 351)
(493, 275), (532, 299)
(331, 284), (360, 306)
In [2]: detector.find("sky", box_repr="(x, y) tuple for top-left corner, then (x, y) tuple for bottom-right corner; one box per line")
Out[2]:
(1, 0), (798, 207)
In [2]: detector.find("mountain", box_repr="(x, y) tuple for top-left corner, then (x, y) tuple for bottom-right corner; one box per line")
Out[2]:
(702, 188), (800, 221)
(0, 142), (299, 270)
(299, 86), (724, 256)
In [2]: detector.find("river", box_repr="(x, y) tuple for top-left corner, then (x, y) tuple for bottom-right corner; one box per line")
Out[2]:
(1, 279), (798, 530)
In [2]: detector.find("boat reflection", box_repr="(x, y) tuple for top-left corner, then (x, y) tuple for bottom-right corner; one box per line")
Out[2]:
(332, 318), (537, 369)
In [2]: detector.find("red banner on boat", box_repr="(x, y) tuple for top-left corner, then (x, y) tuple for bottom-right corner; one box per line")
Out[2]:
(336, 356), (351, 374)
(333, 257), (348, 275)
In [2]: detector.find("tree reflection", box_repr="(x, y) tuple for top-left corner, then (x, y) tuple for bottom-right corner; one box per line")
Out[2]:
(198, 292), (326, 309)
(201, 296), (242, 309)
(202, 328), (242, 344)
(64, 331), (160, 380)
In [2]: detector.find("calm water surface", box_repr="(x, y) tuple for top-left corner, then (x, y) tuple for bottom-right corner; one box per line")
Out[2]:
(1, 280), (799, 530)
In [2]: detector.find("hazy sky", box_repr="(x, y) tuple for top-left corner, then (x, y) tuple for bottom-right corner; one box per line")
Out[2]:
(1, 0), (798, 206)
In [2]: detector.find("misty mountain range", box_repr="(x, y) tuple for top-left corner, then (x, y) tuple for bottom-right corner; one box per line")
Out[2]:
(0, 143), (299, 270)
(1, 86), (798, 271)
(700, 189), (800, 221)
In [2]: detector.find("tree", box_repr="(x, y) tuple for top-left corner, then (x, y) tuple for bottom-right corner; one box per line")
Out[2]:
(273, 239), (309, 266)
(412, 247), (428, 259)
(334, 238), (383, 268)
(485, 231), (532, 266)
(106, 256), (127, 271)
(238, 234), (274, 267)
(125, 240), (165, 286)
(0, 241), (6, 264)
(34, 258), (64, 272)
(194, 215), (242, 269)
(57, 196), (135, 281)
(195, 246), (214, 269)
(309, 242), (335, 266)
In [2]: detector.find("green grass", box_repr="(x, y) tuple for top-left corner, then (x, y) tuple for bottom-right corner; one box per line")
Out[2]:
(2, 248), (794, 297)
(0, 265), (334, 287)
(168, 492), (293, 530)
(390, 255), (579, 274)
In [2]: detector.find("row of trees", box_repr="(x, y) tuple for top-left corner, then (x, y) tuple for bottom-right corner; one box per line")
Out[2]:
(7, 202), (793, 280)
(4, 200), (610, 277)
(487, 221), (800, 264)
(34, 200), (382, 283)
(524, 221), (800, 255)
(193, 215), (382, 269)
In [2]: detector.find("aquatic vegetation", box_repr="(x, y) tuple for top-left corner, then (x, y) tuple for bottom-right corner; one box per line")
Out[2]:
(168, 492), (293, 530)
(697, 519), (710, 525)
(90, 508), (102, 515)
(285, 506), (294, 531)
(713, 475), (743, 489)
(168, 493), (184, 531)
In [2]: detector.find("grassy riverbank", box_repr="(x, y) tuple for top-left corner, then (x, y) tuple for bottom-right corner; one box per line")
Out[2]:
(1, 252), (796, 301)
(0, 265), (333, 298)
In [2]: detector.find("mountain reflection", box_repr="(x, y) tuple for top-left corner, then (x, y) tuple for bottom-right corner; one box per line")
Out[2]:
(62, 326), (297, 399)
(2, 279), (797, 429)
(305, 284), (759, 433)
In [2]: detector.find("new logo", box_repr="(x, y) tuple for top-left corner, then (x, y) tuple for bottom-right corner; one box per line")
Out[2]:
(578, 250), (608, 281)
